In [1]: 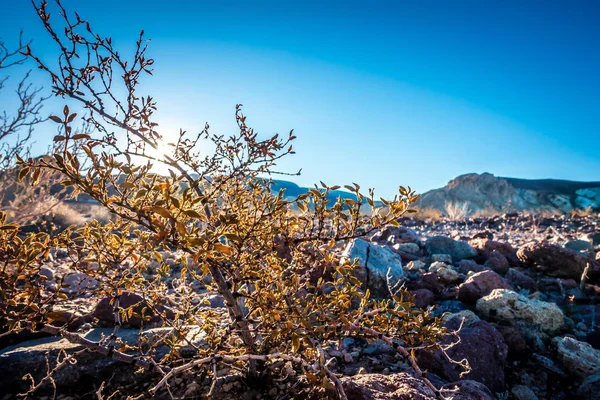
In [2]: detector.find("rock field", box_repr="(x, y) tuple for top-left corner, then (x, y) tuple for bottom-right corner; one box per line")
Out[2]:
(2, 212), (600, 399)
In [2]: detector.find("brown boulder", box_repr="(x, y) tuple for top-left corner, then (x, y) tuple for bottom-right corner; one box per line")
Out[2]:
(416, 319), (508, 393)
(458, 270), (511, 304)
(470, 238), (519, 265)
(517, 242), (600, 282)
(495, 325), (528, 358)
(412, 273), (443, 294)
(93, 292), (174, 328)
(409, 289), (435, 309)
(457, 259), (489, 275)
(506, 268), (537, 291)
(484, 251), (510, 275)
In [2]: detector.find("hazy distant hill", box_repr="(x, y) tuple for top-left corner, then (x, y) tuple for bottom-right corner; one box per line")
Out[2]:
(418, 173), (600, 216)
(271, 180), (368, 203)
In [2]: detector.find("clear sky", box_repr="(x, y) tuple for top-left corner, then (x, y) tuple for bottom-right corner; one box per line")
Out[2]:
(0, 0), (599, 197)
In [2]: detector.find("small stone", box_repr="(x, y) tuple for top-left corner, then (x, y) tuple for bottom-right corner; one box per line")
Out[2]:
(39, 266), (54, 281)
(511, 385), (539, 400)
(431, 254), (452, 264)
(357, 367), (368, 375)
(344, 352), (354, 363)
(394, 243), (420, 255)
(405, 260), (426, 272)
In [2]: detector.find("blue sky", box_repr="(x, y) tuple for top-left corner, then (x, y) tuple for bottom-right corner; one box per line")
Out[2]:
(0, 0), (599, 197)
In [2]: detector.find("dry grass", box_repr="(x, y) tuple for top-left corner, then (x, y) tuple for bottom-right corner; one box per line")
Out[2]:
(411, 207), (444, 221)
(570, 207), (597, 218)
(444, 201), (470, 220)
(471, 206), (500, 219)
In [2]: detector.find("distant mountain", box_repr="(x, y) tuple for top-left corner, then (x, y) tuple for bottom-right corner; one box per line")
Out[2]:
(418, 173), (600, 216)
(271, 180), (369, 204)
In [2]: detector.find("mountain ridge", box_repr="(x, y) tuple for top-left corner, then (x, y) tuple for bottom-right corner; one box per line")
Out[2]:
(418, 172), (600, 216)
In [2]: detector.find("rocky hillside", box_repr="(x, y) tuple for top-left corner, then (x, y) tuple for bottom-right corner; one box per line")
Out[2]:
(418, 173), (600, 216)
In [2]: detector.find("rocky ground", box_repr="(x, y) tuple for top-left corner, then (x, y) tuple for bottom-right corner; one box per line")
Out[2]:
(2, 212), (600, 399)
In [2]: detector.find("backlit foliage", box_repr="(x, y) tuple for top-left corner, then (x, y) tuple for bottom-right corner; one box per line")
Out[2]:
(0, 1), (458, 398)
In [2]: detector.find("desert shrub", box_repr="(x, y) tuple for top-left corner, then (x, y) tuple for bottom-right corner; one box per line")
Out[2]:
(444, 200), (470, 220)
(0, 2), (465, 399)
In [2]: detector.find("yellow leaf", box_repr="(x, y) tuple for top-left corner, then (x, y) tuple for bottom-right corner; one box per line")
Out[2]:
(214, 243), (233, 256)
(150, 206), (172, 219)
(292, 332), (301, 353)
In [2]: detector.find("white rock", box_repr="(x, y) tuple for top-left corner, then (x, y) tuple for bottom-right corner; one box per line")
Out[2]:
(342, 239), (405, 296)
(405, 260), (426, 272)
(429, 262), (459, 283)
(476, 289), (564, 334)
(394, 242), (420, 255)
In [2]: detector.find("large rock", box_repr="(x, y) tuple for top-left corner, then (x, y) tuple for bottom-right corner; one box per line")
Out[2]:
(496, 325), (527, 358)
(483, 251), (510, 275)
(476, 289), (565, 335)
(506, 268), (537, 291)
(440, 380), (495, 400)
(0, 328), (169, 395)
(93, 291), (175, 328)
(341, 372), (436, 399)
(553, 336), (600, 380)
(565, 239), (594, 254)
(458, 270), (511, 304)
(371, 226), (422, 245)
(342, 239), (405, 297)
(470, 238), (520, 265)
(425, 236), (476, 262)
(517, 242), (600, 282)
(341, 373), (494, 400)
(409, 289), (435, 309)
(577, 374), (600, 400)
(456, 259), (489, 275)
(416, 319), (508, 393)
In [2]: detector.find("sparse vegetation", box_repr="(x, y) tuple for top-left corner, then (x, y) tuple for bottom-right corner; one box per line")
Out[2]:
(443, 201), (470, 220)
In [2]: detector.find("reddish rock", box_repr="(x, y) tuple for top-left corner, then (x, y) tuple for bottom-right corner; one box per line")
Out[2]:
(439, 286), (459, 300)
(457, 259), (489, 275)
(495, 325), (528, 358)
(506, 268), (537, 291)
(484, 250), (510, 275)
(458, 270), (511, 304)
(412, 273), (443, 294)
(416, 320), (508, 393)
(517, 242), (600, 282)
(409, 289), (435, 309)
(93, 292), (174, 328)
(470, 238), (520, 265)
